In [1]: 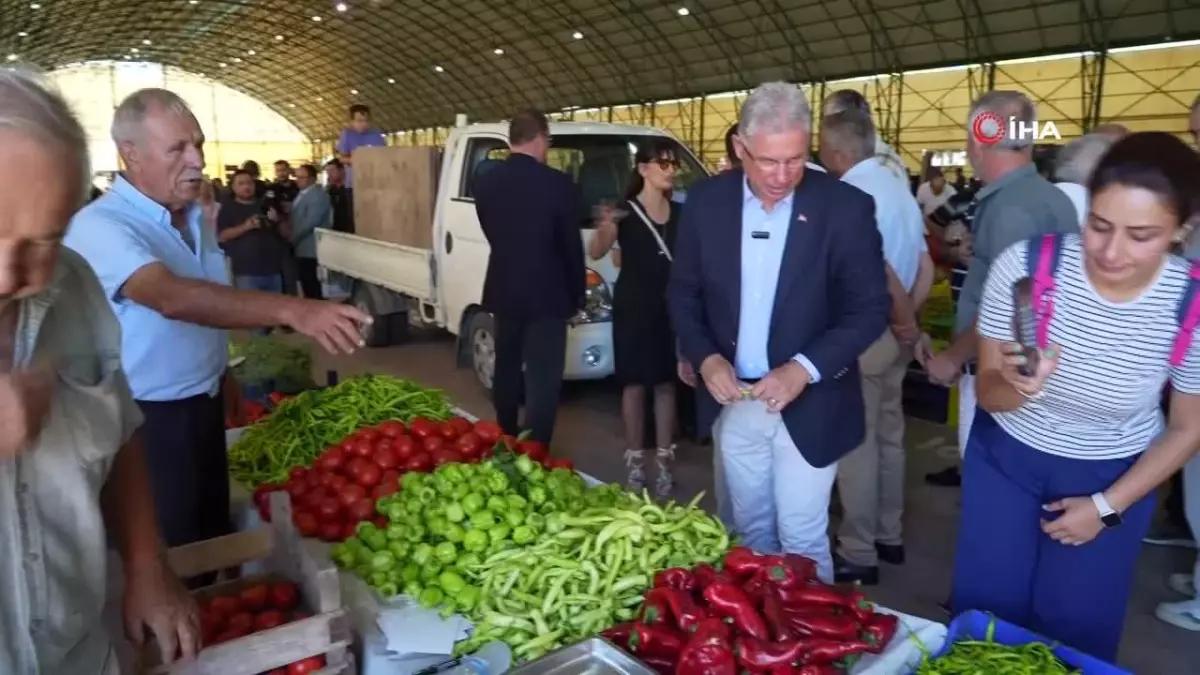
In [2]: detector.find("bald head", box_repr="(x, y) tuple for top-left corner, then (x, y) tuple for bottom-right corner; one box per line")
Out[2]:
(112, 88), (207, 210)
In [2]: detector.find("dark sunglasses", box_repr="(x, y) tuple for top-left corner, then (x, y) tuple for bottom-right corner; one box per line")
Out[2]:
(649, 158), (680, 170)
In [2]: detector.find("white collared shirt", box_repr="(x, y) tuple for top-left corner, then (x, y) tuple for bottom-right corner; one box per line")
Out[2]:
(840, 158), (927, 291)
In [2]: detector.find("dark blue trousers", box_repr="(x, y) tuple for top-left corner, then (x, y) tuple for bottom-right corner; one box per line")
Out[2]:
(950, 410), (1156, 663)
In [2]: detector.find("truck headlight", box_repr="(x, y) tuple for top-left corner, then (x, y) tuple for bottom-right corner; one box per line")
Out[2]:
(573, 268), (612, 324)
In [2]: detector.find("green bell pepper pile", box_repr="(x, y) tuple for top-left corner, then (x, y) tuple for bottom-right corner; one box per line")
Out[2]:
(228, 375), (451, 486)
(330, 459), (730, 662)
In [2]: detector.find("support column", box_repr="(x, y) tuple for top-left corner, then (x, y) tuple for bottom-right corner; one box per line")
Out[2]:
(1081, 50), (1107, 132)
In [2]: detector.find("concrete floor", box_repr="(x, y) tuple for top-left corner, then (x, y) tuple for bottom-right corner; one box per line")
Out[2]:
(312, 330), (1197, 674)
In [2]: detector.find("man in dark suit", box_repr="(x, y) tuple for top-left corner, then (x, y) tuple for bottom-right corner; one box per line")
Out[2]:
(474, 110), (585, 445)
(668, 82), (891, 582)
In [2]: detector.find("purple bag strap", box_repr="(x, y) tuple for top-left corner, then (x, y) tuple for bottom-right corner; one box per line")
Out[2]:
(1027, 234), (1061, 351)
(1169, 262), (1200, 367)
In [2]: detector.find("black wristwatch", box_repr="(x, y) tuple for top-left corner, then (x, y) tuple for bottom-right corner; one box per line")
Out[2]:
(1092, 492), (1123, 528)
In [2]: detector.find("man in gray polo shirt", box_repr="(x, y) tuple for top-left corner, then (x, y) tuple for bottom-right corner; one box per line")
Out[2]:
(923, 91), (1077, 471)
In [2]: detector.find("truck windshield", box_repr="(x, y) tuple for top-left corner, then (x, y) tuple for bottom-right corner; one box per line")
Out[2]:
(476, 134), (708, 229)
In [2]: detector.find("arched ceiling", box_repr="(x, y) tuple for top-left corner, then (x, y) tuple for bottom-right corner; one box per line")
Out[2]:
(3, 0), (1197, 139)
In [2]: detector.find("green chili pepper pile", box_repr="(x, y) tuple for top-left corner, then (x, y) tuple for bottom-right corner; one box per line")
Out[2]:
(917, 619), (1082, 674)
(329, 457), (730, 662)
(228, 336), (315, 394)
(228, 375), (451, 487)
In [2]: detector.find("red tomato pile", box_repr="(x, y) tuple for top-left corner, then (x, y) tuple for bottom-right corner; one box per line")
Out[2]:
(200, 581), (305, 646)
(259, 655), (326, 675)
(252, 417), (511, 542)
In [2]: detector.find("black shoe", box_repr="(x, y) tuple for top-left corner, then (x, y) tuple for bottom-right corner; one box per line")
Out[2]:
(833, 556), (879, 586)
(925, 466), (962, 487)
(876, 543), (905, 565)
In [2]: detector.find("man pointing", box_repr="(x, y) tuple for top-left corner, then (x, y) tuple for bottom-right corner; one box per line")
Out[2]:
(66, 88), (369, 552)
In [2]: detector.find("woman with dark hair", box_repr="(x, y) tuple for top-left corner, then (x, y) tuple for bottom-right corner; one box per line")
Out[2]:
(951, 132), (1200, 659)
(589, 140), (684, 496)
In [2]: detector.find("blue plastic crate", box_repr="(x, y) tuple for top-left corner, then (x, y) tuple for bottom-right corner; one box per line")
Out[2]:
(928, 610), (1130, 675)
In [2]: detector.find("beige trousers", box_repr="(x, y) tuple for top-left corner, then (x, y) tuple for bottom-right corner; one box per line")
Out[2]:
(835, 330), (910, 566)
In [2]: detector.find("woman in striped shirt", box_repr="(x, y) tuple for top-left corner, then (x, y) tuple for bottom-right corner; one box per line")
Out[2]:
(951, 132), (1200, 661)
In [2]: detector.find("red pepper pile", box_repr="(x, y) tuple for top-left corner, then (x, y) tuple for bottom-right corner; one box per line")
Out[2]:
(602, 547), (901, 675)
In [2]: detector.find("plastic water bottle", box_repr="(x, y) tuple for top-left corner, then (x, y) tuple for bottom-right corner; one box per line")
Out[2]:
(445, 642), (512, 675)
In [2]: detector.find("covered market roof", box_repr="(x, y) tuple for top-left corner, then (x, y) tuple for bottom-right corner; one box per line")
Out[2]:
(2, 0), (1197, 138)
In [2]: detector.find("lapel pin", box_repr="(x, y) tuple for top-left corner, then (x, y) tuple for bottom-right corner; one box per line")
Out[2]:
(797, 213), (807, 222)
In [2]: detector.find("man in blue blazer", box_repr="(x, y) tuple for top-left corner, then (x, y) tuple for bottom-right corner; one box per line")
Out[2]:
(667, 82), (892, 581)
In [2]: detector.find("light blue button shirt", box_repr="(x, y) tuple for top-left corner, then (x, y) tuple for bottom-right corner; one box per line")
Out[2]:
(840, 158), (927, 291)
(735, 179), (821, 382)
(65, 176), (230, 402)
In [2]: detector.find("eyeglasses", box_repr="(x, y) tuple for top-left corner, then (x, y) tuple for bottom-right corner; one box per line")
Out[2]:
(644, 158), (680, 172)
(741, 146), (805, 172)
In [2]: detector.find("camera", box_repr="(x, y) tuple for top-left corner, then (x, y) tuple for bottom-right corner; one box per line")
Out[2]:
(258, 189), (276, 227)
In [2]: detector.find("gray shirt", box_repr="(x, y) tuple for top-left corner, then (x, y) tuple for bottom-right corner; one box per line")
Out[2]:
(2, 249), (142, 674)
(955, 164), (1079, 333)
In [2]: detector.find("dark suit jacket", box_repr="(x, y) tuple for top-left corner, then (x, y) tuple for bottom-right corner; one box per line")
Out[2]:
(474, 154), (586, 319)
(667, 169), (891, 468)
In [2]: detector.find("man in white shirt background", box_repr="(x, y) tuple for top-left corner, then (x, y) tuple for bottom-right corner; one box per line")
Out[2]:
(916, 167), (957, 218)
(822, 90), (909, 186)
(819, 108), (933, 584)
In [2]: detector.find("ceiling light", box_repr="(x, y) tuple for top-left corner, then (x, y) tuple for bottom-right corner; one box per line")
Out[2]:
(130, 47), (140, 54)
(312, 16), (322, 22)
(493, 47), (504, 55)
(387, 77), (396, 84)
(188, 0), (198, 4)
(317, 96), (324, 101)
(29, 2), (41, 9)
(232, 57), (243, 63)
(288, 103), (296, 108)
(274, 35), (284, 41)
(17, 31), (28, 37)
(433, 65), (445, 73)
(5, 54), (17, 62)
(218, 62), (227, 67)
(677, 7), (690, 16)
(335, 2), (348, 12)
(142, 39), (153, 46)
(572, 31), (584, 40)
(247, 49), (256, 56)
(350, 89), (358, 95)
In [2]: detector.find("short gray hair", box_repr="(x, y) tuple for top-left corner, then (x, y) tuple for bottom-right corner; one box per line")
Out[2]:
(823, 89), (871, 117)
(820, 109), (876, 164)
(1055, 132), (1119, 185)
(111, 88), (194, 145)
(969, 90), (1036, 151)
(740, 82), (812, 139)
(0, 67), (90, 205)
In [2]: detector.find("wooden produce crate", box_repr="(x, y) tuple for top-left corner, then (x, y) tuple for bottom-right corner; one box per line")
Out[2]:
(139, 493), (353, 675)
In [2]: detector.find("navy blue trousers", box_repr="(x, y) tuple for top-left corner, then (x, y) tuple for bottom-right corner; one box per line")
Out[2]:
(950, 410), (1156, 663)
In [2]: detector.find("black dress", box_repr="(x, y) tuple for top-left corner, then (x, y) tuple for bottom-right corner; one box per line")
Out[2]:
(612, 199), (680, 386)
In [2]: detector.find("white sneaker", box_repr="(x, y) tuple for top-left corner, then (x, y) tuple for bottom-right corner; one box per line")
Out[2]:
(1168, 573), (1196, 598)
(1155, 598), (1200, 632)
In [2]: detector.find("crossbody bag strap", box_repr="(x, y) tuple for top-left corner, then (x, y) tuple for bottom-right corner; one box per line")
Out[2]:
(625, 199), (673, 263)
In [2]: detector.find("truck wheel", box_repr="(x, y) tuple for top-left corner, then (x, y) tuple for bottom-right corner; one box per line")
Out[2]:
(353, 293), (392, 348)
(467, 312), (496, 392)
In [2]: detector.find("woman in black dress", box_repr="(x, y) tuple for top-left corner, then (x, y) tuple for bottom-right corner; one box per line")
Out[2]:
(589, 140), (687, 497)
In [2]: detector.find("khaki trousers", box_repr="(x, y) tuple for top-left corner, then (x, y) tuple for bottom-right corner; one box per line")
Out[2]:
(835, 330), (909, 566)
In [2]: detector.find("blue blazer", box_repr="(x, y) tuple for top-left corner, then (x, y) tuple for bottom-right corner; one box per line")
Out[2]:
(667, 169), (891, 468)
(474, 154), (586, 319)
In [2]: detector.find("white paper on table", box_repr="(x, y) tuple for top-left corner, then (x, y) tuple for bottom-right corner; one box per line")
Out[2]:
(376, 604), (474, 657)
(850, 606), (948, 675)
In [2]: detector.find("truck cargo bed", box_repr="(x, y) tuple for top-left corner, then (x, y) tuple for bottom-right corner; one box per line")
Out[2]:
(315, 229), (435, 302)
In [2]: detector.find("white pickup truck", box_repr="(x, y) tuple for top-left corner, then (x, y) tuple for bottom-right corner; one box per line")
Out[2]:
(316, 119), (707, 391)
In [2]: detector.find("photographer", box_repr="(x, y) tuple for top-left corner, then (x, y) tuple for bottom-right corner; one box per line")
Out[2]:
(217, 169), (285, 299)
